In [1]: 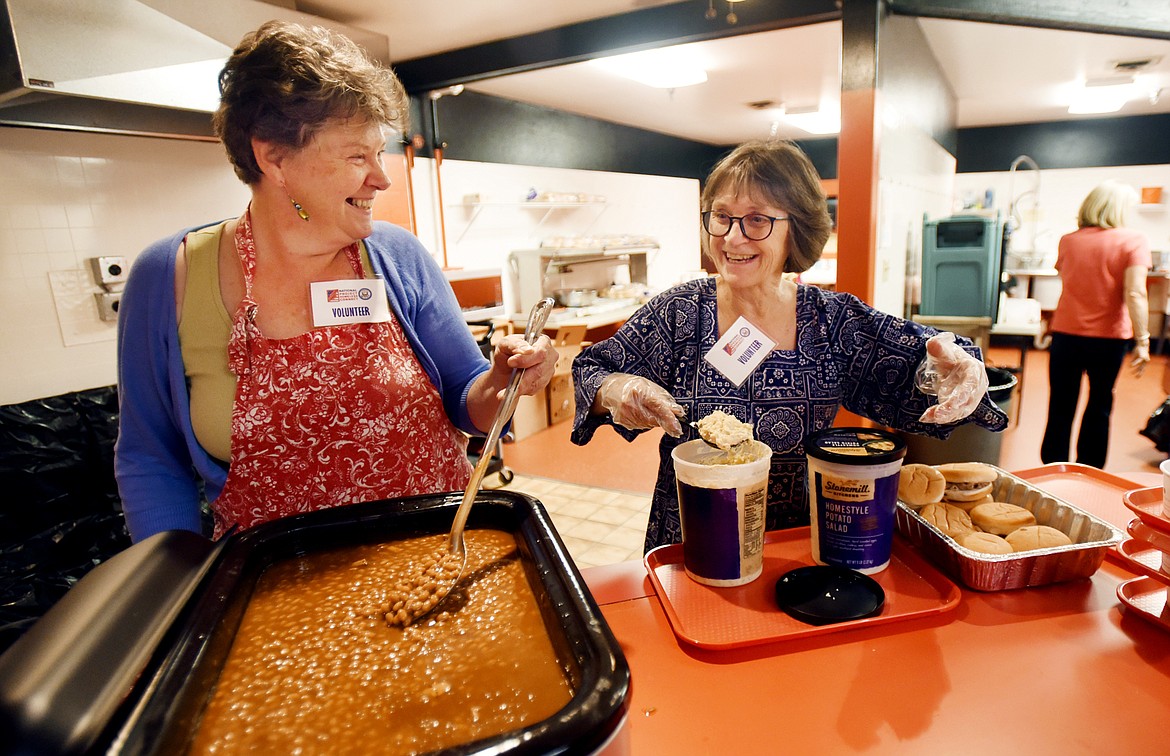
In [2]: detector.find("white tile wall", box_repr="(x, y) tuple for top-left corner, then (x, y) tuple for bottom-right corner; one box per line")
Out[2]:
(954, 164), (1170, 265)
(877, 110), (958, 318)
(0, 127), (248, 404)
(0, 127), (700, 406)
(412, 156), (703, 311)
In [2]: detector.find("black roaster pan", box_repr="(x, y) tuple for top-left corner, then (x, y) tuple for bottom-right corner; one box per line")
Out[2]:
(0, 491), (631, 756)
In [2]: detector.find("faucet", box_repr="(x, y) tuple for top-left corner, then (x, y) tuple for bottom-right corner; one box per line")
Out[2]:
(1006, 155), (1041, 258)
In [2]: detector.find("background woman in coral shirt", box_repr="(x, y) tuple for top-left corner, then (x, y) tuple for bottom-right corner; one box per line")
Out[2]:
(1040, 180), (1151, 468)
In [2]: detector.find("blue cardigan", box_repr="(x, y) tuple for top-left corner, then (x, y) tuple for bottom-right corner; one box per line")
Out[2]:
(114, 221), (490, 542)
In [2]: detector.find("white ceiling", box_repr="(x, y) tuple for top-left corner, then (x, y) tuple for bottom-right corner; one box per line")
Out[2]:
(296, 1), (1170, 145)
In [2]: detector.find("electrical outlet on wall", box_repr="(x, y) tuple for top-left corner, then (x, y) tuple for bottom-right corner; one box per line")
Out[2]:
(95, 292), (121, 322)
(88, 256), (128, 291)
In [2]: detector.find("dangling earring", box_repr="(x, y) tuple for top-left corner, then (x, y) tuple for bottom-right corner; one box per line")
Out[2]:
(290, 197), (310, 221)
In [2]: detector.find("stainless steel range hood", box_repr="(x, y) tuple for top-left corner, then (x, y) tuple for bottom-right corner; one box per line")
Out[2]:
(0, 0), (389, 140)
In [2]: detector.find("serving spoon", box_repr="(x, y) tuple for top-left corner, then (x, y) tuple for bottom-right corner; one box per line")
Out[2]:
(689, 416), (753, 452)
(384, 297), (555, 626)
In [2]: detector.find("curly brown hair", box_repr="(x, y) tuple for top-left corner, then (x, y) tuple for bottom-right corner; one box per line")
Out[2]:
(700, 140), (832, 274)
(213, 21), (409, 185)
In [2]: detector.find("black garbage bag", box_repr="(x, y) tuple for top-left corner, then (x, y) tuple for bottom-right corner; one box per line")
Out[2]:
(0, 386), (130, 655)
(1139, 396), (1170, 453)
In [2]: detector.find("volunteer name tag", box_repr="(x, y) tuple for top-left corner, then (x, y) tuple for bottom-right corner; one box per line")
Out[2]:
(704, 315), (776, 387)
(310, 279), (392, 326)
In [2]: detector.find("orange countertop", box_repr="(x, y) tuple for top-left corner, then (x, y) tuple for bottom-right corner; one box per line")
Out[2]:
(581, 467), (1170, 754)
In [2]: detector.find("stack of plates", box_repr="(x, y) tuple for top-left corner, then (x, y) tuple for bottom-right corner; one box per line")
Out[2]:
(1115, 487), (1170, 631)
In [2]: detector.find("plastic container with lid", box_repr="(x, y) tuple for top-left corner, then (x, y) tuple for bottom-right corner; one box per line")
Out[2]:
(805, 427), (907, 575)
(672, 439), (773, 587)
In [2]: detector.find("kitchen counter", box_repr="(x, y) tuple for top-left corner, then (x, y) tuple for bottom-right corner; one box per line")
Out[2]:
(580, 467), (1170, 754)
(512, 300), (643, 343)
(543, 301), (642, 329)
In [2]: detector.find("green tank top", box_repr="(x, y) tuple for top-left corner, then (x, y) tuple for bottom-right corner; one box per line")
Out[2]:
(178, 222), (374, 462)
(179, 223), (235, 463)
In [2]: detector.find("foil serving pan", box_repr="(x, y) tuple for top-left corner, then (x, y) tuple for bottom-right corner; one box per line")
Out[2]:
(895, 465), (1124, 591)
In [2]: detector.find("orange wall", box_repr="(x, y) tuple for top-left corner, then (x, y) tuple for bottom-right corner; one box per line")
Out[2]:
(372, 150), (415, 232)
(836, 87), (879, 306)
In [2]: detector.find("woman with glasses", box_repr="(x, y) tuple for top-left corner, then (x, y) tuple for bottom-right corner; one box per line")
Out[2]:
(570, 139), (1008, 551)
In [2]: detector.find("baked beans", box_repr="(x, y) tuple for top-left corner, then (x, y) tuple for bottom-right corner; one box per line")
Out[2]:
(383, 550), (463, 627)
(188, 529), (571, 755)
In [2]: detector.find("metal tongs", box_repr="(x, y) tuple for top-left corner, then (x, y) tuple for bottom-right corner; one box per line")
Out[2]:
(446, 296), (555, 562)
(387, 297), (554, 626)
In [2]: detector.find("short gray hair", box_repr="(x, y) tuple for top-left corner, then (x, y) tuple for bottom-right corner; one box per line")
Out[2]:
(699, 140), (832, 274)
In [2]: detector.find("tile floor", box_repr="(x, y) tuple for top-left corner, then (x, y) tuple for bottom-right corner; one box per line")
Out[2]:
(487, 473), (652, 570)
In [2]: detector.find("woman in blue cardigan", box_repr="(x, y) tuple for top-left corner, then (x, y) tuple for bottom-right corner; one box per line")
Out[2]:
(115, 22), (556, 542)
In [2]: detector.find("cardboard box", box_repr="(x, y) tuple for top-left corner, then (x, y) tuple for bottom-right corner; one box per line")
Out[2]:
(547, 373), (575, 425)
(553, 344), (582, 375)
(511, 388), (549, 441)
(502, 345), (580, 440)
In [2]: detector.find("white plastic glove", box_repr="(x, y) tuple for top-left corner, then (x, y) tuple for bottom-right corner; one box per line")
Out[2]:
(915, 332), (990, 424)
(596, 374), (685, 437)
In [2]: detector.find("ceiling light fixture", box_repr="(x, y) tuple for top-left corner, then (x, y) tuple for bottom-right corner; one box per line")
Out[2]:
(779, 104), (841, 135)
(591, 49), (708, 89)
(1068, 75), (1136, 115)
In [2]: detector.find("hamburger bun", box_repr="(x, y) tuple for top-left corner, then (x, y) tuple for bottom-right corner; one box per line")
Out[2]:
(898, 464), (946, 508)
(949, 494), (994, 513)
(918, 501), (976, 540)
(936, 462), (998, 502)
(1006, 525), (1073, 552)
(969, 502), (1037, 536)
(961, 531), (1014, 555)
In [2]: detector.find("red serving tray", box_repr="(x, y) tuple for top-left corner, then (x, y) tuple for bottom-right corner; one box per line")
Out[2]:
(1013, 463), (1145, 536)
(644, 528), (961, 651)
(1117, 576), (1170, 633)
(1121, 486), (1170, 534)
(1116, 538), (1170, 582)
(1128, 518), (1170, 555)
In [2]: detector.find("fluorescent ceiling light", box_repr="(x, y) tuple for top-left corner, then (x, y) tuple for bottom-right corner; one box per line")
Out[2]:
(779, 105), (841, 135)
(591, 49), (707, 89)
(1068, 76), (1136, 114)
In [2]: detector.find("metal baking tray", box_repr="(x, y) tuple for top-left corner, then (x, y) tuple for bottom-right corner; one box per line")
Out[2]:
(895, 465), (1124, 591)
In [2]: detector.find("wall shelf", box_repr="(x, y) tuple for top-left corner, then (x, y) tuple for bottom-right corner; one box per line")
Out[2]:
(448, 201), (608, 243)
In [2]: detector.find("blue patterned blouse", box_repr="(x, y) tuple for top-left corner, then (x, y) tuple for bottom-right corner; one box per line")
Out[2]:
(570, 277), (1008, 552)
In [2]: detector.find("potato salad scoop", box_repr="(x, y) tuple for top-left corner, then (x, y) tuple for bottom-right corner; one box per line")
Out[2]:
(692, 410), (754, 450)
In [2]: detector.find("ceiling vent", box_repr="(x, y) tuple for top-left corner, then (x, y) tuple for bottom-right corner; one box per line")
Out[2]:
(0, 0), (388, 140)
(1112, 56), (1162, 73)
(746, 99), (777, 110)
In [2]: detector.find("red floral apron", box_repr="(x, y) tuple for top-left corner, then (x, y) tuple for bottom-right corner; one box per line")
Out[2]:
(210, 210), (472, 538)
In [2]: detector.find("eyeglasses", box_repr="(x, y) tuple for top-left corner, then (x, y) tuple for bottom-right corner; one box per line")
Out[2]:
(701, 210), (789, 241)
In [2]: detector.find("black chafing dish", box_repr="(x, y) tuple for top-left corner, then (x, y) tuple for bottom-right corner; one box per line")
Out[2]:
(0, 491), (630, 755)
